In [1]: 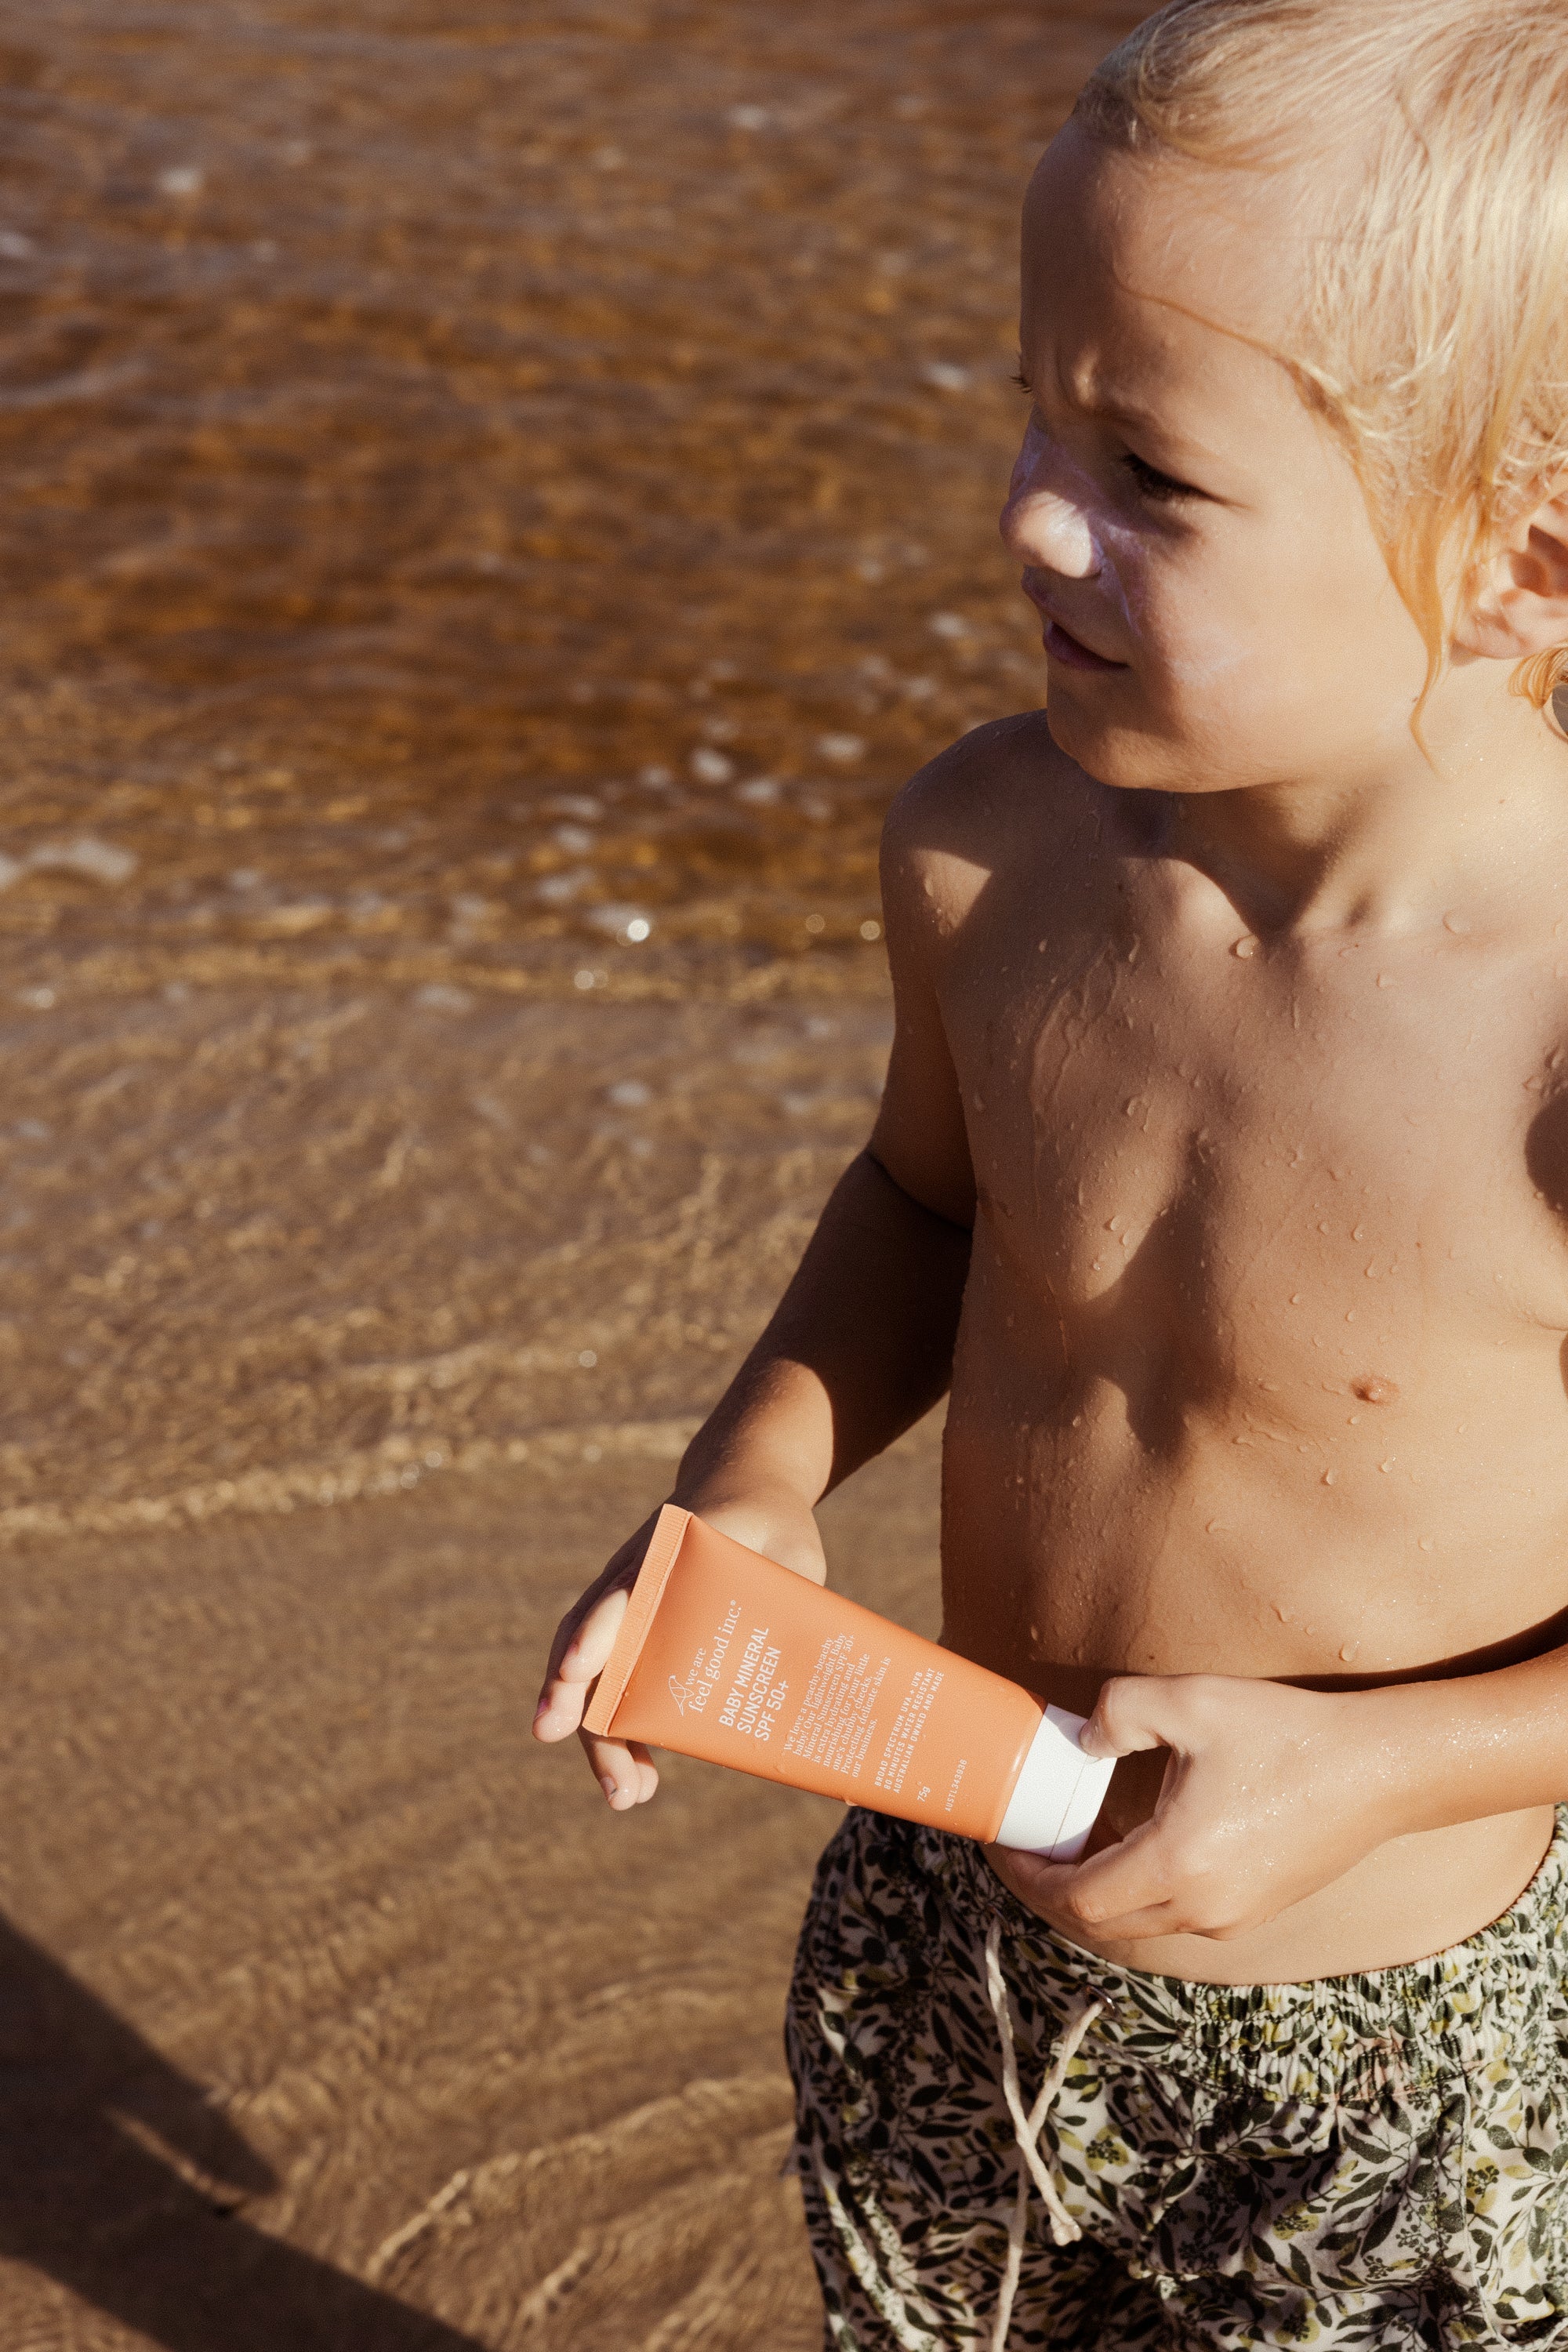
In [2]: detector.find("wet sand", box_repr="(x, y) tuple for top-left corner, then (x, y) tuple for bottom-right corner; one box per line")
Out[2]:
(0, 0), (1143, 2339)
(2, 1402), (940, 2348)
(1, 982), (943, 2347)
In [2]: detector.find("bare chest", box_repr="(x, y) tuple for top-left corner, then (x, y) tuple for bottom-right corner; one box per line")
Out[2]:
(948, 925), (1568, 1392)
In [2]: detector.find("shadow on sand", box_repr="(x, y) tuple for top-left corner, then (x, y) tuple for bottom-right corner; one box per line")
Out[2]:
(0, 1914), (485, 2350)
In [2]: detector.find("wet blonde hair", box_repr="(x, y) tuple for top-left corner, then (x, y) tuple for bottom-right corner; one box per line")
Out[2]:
(1077, 0), (1568, 720)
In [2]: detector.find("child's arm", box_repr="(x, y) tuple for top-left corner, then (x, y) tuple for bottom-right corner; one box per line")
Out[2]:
(1010, 1646), (1568, 1944)
(532, 779), (977, 1807)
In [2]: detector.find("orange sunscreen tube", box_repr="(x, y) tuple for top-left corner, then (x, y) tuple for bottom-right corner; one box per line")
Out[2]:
(583, 1506), (1113, 1857)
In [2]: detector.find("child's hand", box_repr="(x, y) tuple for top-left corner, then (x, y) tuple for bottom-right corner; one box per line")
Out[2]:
(532, 1483), (828, 1811)
(1000, 1675), (1415, 1943)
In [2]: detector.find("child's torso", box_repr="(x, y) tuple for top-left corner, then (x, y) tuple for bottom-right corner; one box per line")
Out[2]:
(930, 750), (1568, 1977)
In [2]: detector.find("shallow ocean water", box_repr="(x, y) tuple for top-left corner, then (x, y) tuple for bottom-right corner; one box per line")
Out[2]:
(0, 0), (1133, 993)
(0, 4), (1145, 2343)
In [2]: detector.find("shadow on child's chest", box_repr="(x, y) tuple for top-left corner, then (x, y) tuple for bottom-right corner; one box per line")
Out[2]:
(962, 948), (1568, 1365)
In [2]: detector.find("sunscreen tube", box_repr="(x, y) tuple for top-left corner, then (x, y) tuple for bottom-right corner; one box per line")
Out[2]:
(583, 1506), (1114, 1858)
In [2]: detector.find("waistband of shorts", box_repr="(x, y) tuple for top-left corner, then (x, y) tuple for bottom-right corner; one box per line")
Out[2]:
(907, 1805), (1568, 2103)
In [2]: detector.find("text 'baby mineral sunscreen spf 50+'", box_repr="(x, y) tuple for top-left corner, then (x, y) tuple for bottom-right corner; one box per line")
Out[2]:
(583, 1508), (1112, 1857)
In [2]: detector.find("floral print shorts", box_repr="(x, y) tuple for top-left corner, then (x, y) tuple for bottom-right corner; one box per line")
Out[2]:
(786, 1806), (1568, 2350)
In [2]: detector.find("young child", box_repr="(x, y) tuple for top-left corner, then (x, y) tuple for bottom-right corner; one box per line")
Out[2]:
(535, 1), (1568, 2342)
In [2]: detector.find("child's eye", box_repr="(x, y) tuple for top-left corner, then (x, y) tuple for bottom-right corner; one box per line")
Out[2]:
(1122, 449), (1198, 504)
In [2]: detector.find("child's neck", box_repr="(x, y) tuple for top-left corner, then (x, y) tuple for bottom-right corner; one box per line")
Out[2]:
(1156, 683), (1568, 940)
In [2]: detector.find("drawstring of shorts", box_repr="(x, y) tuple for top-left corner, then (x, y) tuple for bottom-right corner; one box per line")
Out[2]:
(983, 1916), (1105, 2352)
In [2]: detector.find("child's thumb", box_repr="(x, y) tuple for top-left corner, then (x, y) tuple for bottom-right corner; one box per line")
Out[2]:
(1079, 1674), (1176, 1760)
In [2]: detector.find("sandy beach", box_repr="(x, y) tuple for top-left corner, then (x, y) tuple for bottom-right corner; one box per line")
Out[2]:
(0, 979), (946, 2348)
(0, 0), (1141, 2339)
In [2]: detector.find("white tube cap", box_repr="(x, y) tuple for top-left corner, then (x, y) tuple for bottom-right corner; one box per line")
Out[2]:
(993, 1705), (1116, 1860)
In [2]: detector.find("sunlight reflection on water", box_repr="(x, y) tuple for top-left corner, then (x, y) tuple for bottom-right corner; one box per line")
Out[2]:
(0, 0), (1142, 993)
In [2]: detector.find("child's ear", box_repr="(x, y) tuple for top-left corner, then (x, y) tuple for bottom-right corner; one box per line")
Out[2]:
(1455, 486), (1568, 662)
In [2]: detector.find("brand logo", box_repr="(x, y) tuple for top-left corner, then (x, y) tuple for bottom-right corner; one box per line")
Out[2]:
(666, 1622), (735, 1723)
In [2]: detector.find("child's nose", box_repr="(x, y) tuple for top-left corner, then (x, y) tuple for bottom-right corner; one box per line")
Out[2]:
(1002, 482), (1102, 581)
(1006, 437), (1105, 588)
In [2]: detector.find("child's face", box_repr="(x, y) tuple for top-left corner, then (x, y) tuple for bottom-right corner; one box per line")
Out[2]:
(1004, 122), (1434, 797)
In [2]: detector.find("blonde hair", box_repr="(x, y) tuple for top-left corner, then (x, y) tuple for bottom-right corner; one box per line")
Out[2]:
(1077, 0), (1568, 723)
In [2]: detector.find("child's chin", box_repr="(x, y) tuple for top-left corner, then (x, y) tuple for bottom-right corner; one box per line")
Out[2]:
(1044, 701), (1175, 793)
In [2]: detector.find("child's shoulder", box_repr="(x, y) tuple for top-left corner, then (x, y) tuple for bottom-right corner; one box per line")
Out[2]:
(880, 710), (1107, 936)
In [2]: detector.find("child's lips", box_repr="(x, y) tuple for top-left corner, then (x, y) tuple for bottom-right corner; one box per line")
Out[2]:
(1044, 619), (1125, 673)
(1023, 578), (1126, 672)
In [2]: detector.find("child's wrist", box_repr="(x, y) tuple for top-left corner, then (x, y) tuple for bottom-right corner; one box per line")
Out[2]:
(1330, 1679), (1492, 1842)
(671, 1461), (818, 1518)
(665, 1465), (827, 1584)
(672, 1432), (826, 1516)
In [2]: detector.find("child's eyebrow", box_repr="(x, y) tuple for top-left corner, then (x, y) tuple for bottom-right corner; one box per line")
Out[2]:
(1082, 392), (1167, 434)
(1015, 358), (1214, 462)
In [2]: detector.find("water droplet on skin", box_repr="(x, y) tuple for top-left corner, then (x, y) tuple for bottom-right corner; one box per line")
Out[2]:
(1289, 1292), (1304, 1305)
(1419, 1537), (1434, 1552)
(1352, 1375), (1398, 1403)
(1233, 937), (1258, 960)
(1377, 971), (1395, 987)
(1345, 1310), (1356, 1322)
(1380, 1458), (1395, 1472)
(1443, 911), (1471, 936)
(1339, 1642), (1359, 1663)
(1352, 1225), (1366, 1240)
(1206, 1519), (1225, 1534)
(1364, 1263), (1378, 1279)
(1348, 1413), (1361, 1425)
(1322, 1468), (1335, 1485)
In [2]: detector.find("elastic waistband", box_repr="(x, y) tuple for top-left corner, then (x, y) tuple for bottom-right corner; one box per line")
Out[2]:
(910, 1807), (1568, 2105)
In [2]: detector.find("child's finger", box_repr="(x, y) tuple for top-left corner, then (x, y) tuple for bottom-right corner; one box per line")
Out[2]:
(1002, 1842), (1194, 1941)
(1065, 1897), (1182, 1941)
(532, 1585), (630, 1739)
(1079, 1674), (1182, 1760)
(581, 1729), (660, 1809)
(1054, 1823), (1174, 1929)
